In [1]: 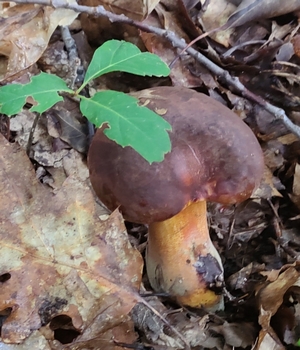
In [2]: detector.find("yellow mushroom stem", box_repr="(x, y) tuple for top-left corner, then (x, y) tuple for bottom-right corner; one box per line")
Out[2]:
(146, 200), (224, 310)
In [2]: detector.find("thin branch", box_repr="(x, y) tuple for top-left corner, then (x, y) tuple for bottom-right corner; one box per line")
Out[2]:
(3, 0), (300, 138)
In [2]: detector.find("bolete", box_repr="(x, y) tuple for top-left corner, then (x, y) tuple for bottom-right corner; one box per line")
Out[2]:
(88, 87), (264, 310)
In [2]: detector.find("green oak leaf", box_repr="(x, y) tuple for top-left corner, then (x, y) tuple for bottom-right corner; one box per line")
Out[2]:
(80, 90), (171, 163)
(82, 40), (170, 88)
(0, 73), (72, 115)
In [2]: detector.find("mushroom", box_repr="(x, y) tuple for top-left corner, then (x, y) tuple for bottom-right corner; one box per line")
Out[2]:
(88, 86), (264, 310)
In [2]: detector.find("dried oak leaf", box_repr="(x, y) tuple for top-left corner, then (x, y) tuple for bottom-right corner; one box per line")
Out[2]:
(198, 0), (237, 47)
(254, 265), (300, 349)
(79, 0), (160, 46)
(226, 0), (300, 29)
(0, 4), (78, 82)
(0, 134), (143, 345)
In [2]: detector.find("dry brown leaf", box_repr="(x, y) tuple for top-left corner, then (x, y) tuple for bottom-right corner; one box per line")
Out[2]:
(211, 321), (256, 348)
(255, 329), (285, 350)
(253, 166), (283, 199)
(0, 331), (51, 350)
(277, 133), (299, 145)
(0, 134), (143, 346)
(226, 0), (300, 29)
(227, 262), (265, 292)
(98, 0), (161, 20)
(49, 105), (89, 154)
(0, 4), (78, 81)
(200, 0), (300, 47)
(258, 267), (299, 318)
(79, 0), (160, 46)
(199, 0), (236, 47)
(292, 163), (300, 209)
(254, 266), (300, 349)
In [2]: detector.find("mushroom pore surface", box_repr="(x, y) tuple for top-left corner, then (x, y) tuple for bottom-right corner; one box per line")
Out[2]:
(88, 86), (264, 224)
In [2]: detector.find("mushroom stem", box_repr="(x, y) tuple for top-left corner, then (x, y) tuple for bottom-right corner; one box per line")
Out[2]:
(146, 200), (224, 309)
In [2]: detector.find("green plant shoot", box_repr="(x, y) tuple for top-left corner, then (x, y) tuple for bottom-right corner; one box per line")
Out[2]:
(0, 40), (171, 163)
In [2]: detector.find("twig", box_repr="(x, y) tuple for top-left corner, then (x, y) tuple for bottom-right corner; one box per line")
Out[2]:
(60, 25), (83, 88)
(2, 0), (300, 139)
(60, 25), (94, 142)
(60, 25), (78, 63)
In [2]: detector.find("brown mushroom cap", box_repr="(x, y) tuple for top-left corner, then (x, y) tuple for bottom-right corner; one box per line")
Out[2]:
(88, 86), (264, 224)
